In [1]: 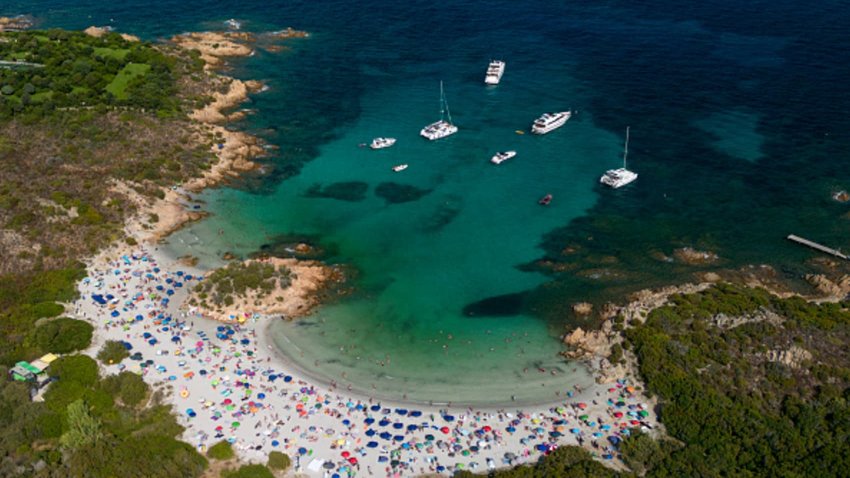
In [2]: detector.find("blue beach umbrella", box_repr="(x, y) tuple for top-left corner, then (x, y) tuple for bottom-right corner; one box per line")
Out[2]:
(365, 429), (376, 437)
(367, 441), (378, 448)
(370, 405), (381, 412)
(443, 415), (455, 422)
(379, 456), (389, 463)
(135, 314), (143, 321)
(393, 435), (404, 441)
(536, 444), (548, 452)
(392, 423), (403, 429)
(284, 376), (293, 383)
(395, 408), (408, 416)
(111, 310), (120, 317)
(143, 332), (152, 338)
(409, 410), (422, 417)
(364, 418), (375, 425)
(379, 419), (390, 427)
(406, 424), (417, 431)
(271, 440), (279, 447)
(379, 432), (391, 440)
(298, 447), (307, 455)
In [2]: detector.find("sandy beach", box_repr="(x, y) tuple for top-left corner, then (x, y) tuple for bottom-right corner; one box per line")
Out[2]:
(73, 242), (658, 477)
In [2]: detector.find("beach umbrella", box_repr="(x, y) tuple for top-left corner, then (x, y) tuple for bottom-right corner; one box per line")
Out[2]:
(406, 424), (417, 431)
(577, 403), (588, 409)
(364, 417), (375, 425)
(579, 414), (589, 421)
(135, 314), (144, 321)
(506, 426), (516, 433)
(298, 447), (307, 455)
(348, 457), (358, 465)
(322, 462), (335, 470)
(365, 429), (376, 437)
(393, 435), (404, 441)
(482, 425), (492, 433)
(379, 419), (390, 427)
(395, 408), (408, 415)
(122, 341), (133, 350)
(638, 410), (649, 418)
(284, 376), (293, 383)
(370, 404), (381, 412)
(425, 434), (435, 441)
(380, 432), (392, 440)
(440, 426), (450, 434)
(111, 310), (120, 317)
(571, 428), (581, 434)
(367, 441), (378, 448)
(392, 423), (403, 430)
(443, 415), (455, 422)
(536, 444), (548, 452)
(232, 421), (240, 428)
(341, 451), (350, 458)
(271, 440), (279, 447)
(613, 412), (623, 418)
(241, 338), (250, 345)
(550, 431), (563, 437)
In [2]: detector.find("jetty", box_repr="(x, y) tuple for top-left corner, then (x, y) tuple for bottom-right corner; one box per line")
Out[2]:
(786, 234), (848, 260)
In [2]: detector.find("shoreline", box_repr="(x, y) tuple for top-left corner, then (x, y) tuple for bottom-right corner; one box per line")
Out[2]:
(75, 243), (651, 476)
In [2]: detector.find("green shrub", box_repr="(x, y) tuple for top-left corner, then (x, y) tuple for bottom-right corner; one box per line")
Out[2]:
(223, 464), (275, 478)
(97, 340), (129, 364)
(207, 440), (235, 460)
(267, 451), (290, 470)
(49, 354), (98, 386)
(31, 317), (93, 353)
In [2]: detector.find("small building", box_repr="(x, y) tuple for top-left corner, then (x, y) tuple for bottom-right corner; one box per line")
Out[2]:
(9, 361), (41, 382)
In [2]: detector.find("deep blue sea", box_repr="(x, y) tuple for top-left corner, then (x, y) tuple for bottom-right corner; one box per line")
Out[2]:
(10, 0), (850, 404)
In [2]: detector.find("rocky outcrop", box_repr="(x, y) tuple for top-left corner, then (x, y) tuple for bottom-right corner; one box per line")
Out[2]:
(563, 327), (611, 359)
(763, 346), (813, 370)
(572, 302), (593, 316)
(673, 247), (719, 265)
(805, 273), (850, 300)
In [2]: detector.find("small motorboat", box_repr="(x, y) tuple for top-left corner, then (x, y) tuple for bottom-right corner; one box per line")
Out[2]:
(538, 194), (552, 206)
(392, 164), (408, 172)
(490, 150), (517, 165)
(370, 137), (397, 149)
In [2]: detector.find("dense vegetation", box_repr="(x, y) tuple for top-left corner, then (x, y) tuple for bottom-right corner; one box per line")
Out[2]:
(0, 27), (222, 477)
(622, 284), (850, 477)
(0, 354), (207, 477)
(0, 29), (190, 119)
(192, 260), (291, 308)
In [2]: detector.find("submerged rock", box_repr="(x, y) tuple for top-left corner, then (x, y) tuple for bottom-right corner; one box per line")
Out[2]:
(374, 182), (431, 204)
(305, 181), (369, 202)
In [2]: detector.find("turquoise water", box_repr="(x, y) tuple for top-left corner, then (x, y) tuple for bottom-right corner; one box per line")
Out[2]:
(13, 0), (850, 403)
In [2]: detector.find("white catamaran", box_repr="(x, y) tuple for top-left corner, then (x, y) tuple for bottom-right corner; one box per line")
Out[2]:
(420, 81), (458, 140)
(600, 126), (638, 188)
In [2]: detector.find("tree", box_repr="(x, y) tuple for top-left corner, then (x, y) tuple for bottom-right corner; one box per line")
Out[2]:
(207, 440), (235, 460)
(60, 399), (103, 450)
(97, 340), (129, 364)
(267, 451), (290, 470)
(223, 464), (275, 478)
(31, 317), (93, 353)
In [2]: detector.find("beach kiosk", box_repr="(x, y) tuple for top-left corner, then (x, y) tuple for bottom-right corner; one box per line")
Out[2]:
(9, 361), (40, 382)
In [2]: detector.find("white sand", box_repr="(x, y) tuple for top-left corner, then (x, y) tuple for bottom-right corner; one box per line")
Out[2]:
(74, 243), (656, 477)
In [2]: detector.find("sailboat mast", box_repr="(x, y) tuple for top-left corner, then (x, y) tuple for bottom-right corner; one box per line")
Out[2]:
(441, 81), (453, 125)
(623, 126), (630, 169)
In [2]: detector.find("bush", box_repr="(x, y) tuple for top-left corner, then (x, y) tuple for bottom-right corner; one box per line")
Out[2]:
(267, 451), (290, 470)
(223, 464), (275, 478)
(97, 340), (129, 364)
(207, 440), (235, 460)
(101, 371), (148, 407)
(31, 317), (93, 353)
(49, 354), (99, 386)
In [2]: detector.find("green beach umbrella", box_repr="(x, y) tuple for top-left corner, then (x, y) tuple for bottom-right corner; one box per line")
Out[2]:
(638, 410), (649, 417)
(579, 414), (589, 421)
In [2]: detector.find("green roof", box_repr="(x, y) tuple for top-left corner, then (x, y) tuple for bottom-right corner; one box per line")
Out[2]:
(15, 361), (41, 374)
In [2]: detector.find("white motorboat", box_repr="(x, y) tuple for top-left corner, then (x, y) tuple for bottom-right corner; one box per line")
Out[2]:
(421, 81), (458, 140)
(600, 126), (638, 188)
(531, 111), (571, 134)
(370, 137), (396, 149)
(484, 60), (505, 85)
(490, 150), (517, 164)
(392, 164), (408, 172)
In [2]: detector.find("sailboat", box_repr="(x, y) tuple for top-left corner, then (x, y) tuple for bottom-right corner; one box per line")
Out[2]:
(420, 81), (458, 140)
(600, 126), (638, 188)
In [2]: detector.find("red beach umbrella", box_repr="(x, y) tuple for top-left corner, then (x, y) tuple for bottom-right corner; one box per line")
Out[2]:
(440, 426), (450, 434)
(577, 403), (588, 409)
(341, 451), (350, 458)
(348, 457), (358, 465)
(482, 426), (492, 433)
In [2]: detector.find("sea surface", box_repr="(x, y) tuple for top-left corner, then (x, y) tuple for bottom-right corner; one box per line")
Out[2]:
(12, 0), (850, 404)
